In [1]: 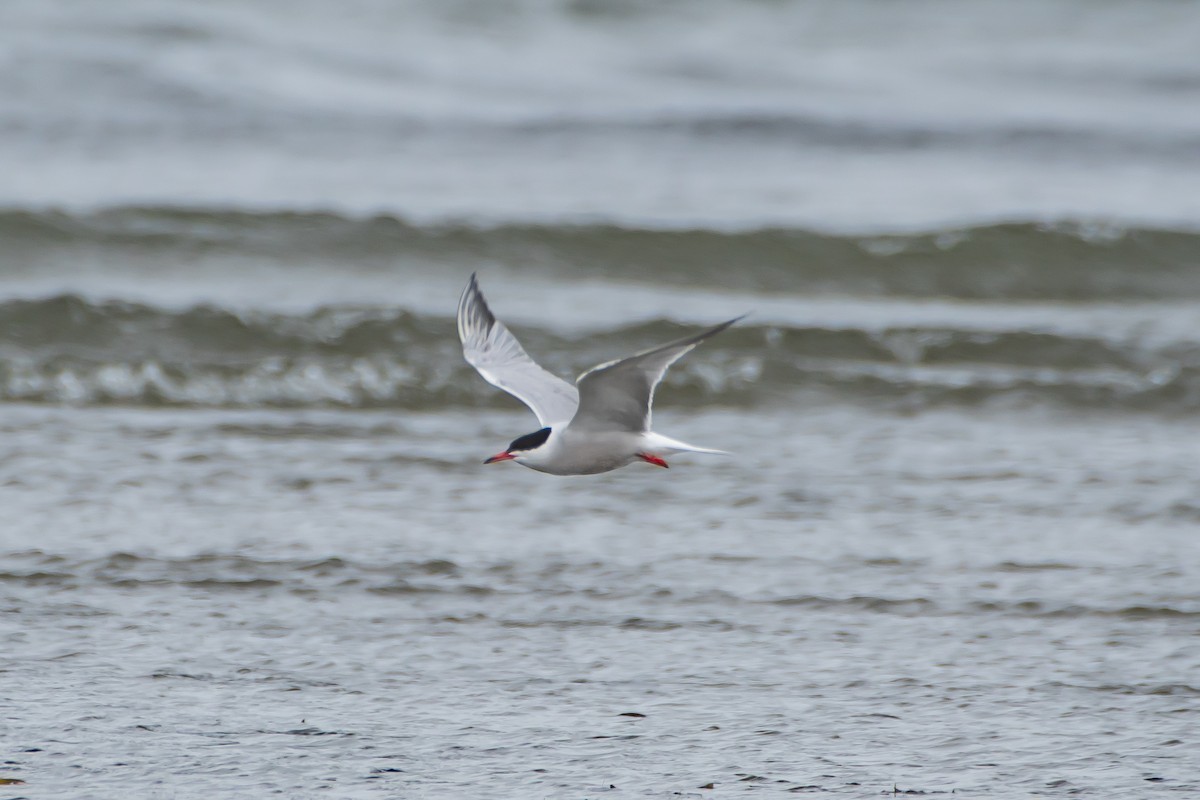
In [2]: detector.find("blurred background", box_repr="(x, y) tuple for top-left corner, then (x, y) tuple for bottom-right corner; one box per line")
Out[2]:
(2, 1), (1200, 797)
(3, 0), (1200, 408)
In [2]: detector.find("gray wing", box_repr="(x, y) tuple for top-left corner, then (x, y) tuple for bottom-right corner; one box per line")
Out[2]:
(571, 316), (744, 433)
(457, 274), (579, 427)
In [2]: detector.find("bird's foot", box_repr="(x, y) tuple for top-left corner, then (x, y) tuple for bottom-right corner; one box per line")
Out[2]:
(637, 453), (669, 468)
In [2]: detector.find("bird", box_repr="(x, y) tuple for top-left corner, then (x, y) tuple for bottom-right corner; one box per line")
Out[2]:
(457, 273), (742, 475)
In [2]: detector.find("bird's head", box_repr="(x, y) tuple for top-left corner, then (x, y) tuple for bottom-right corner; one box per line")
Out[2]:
(484, 427), (552, 465)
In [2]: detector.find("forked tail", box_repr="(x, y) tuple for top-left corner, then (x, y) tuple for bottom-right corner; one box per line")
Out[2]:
(642, 431), (729, 456)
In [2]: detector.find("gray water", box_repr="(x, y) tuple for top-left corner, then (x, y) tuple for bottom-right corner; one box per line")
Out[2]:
(6, 405), (1200, 798)
(3, 1), (1200, 797)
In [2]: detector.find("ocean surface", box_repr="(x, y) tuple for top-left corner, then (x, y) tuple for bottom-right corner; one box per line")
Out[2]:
(2, 1), (1200, 797)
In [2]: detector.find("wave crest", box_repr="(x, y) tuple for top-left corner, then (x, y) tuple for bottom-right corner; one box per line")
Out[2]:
(1, 294), (1197, 412)
(5, 207), (1200, 301)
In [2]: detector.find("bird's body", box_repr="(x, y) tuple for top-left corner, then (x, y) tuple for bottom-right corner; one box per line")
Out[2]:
(507, 429), (720, 476)
(517, 428), (642, 476)
(457, 274), (740, 476)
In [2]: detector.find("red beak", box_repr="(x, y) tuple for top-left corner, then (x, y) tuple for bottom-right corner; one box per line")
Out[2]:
(484, 451), (516, 464)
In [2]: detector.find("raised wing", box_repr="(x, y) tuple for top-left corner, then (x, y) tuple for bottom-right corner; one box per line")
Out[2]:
(457, 274), (579, 426)
(571, 316), (744, 433)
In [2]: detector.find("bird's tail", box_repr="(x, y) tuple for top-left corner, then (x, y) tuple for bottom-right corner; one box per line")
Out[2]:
(642, 431), (729, 456)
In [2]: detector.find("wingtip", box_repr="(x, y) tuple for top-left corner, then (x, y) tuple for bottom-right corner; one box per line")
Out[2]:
(461, 272), (480, 303)
(701, 313), (748, 339)
(458, 272), (493, 344)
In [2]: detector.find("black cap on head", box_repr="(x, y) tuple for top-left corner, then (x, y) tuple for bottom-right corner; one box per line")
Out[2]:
(508, 427), (551, 452)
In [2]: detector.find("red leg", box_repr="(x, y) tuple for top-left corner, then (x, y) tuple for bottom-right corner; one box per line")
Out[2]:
(637, 453), (669, 468)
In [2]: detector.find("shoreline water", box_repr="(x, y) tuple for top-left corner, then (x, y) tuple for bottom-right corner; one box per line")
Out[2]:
(3, 0), (1199, 795)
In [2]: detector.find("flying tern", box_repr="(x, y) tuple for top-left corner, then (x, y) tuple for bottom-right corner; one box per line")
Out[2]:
(457, 274), (742, 475)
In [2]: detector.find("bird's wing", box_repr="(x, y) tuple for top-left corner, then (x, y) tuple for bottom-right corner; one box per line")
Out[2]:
(571, 316), (744, 433)
(457, 274), (579, 427)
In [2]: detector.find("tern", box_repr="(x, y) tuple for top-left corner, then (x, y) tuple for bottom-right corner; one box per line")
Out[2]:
(457, 274), (742, 475)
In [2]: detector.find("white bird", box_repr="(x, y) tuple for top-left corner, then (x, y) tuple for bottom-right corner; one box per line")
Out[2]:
(457, 274), (742, 475)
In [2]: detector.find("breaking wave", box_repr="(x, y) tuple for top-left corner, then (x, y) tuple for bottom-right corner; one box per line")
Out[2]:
(5, 206), (1200, 301)
(1, 294), (1197, 412)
